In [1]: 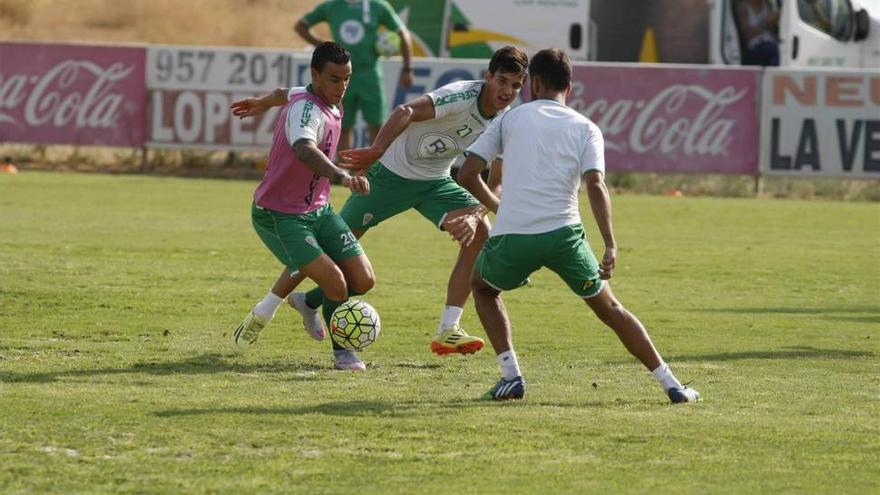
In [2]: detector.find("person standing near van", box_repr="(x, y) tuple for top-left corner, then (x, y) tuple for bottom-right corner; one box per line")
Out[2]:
(737, 0), (780, 66)
(296, 0), (415, 152)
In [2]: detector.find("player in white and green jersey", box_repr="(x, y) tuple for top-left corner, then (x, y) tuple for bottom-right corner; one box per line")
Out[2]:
(458, 49), (701, 403)
(248, 46), (528, 359)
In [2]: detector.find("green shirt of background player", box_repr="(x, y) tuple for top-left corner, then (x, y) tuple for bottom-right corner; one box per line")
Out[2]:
(296, 0), (414, 152)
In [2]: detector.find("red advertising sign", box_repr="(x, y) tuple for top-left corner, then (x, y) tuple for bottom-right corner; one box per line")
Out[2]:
(0, 42), (147, 147)
(570, 64), (761, 174)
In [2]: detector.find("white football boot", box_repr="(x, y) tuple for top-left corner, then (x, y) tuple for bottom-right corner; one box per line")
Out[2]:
(289, 292), (326, 341)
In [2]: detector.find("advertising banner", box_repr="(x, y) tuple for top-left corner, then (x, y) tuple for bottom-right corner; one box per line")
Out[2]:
(570, 64), (761, 174)
(146, 45), (315, 150)
(761, 68), (880, 178)
(388, 0), (591, 60)
(0, 42), (147, 147)
(147, 45), (491, 151)
(388, 0), (446, 57)
(146, 46), (762, 175)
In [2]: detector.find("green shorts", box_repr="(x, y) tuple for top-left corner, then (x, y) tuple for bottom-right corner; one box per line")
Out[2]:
(475, 224), (604, 298)
(251, 203), (364, 272)
(342, 70), (386, 128)
(340, 163), (480, 231)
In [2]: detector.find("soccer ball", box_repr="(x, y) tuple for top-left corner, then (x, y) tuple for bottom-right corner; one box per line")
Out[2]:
(329, 300), (381, 351)
(374, 30), (401, 57)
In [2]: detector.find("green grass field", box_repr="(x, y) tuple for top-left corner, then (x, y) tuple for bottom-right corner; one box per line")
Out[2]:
(1, 172), (878, 494)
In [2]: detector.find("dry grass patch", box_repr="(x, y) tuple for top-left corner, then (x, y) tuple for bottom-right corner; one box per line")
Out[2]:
(0, 0), (31, 26)
(0, 0), (324, 48)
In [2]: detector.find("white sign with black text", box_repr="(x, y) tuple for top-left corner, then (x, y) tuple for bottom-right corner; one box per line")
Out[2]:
(760, 68), (880, 178)
(146, 45), (314, 149)
(144, 45), (493, 151)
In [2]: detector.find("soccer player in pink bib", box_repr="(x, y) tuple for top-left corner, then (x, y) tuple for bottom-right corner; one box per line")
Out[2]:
(230, 42), (374, 371)
(232, 46), (529, 363)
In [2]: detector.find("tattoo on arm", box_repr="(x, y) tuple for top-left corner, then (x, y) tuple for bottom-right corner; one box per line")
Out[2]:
(294, 140), (344, 182)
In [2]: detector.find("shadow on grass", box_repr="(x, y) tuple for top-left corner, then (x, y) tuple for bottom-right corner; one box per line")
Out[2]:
(153, 398), (618, 418)
(667, 346), (875, 363)
(698, 306), (880, 316)
(391, 362), (444, 369)
(823, 315), (880, 324)
(154, 399), (476, 418)
(0, 353), (329, 383)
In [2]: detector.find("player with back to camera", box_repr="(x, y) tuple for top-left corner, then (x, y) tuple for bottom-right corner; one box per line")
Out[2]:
(458, 48), (702, 403)
(233, 46), (529, 366)
(230, 42), (375, 371)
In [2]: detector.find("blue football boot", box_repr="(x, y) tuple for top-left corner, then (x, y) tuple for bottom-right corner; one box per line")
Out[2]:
(482, 376), (525, 401)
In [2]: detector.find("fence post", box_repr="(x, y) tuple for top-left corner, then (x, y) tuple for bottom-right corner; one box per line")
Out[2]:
(140, 147), (149, 172)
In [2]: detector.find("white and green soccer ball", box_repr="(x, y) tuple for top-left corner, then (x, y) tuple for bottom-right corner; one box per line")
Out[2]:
(374, 30), (401, 57)
(330, 299), (381, 351)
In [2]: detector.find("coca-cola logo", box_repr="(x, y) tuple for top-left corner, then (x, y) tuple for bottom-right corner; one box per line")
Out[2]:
(568, 82), (748, 157)
(0, 60), (135, 129)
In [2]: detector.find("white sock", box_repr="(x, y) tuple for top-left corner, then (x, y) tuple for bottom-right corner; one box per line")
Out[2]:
(253, 291), (284, 321)
(497, 350), (521, 380)
(652, 362), (683, 392)
(437, 305), (464, 333)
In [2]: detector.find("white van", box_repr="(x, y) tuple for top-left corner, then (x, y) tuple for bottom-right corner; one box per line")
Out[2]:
(710, 0), (879, 68)
(446, 0), (592, 60)
(396, 0), (875, 68)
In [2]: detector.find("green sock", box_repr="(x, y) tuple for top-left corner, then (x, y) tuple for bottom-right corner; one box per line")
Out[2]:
(323, 297), (346, 350)
(317, 287), (368, 351)
(306, 286), (365, 309)
(305, 287), (324, 309)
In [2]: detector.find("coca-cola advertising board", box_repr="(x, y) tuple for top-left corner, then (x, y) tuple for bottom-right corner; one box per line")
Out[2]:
(760, 68), (880, 178)
(0, 42), (147, 147)
(147, 45), (314, 150)
(570, 64), (761, 174)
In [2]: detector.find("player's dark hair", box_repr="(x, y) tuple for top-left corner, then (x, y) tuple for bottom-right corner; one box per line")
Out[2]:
(528, 49), (571, 91)
(488, 46), (529, 76)
(311, 41), (351, 72)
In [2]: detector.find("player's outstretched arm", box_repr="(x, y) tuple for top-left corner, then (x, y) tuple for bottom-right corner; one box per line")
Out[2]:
(487, 158), (503, 198)
(231, 88), (289, 118)
(338, 96), (436, 172)
(294, 139), (369, 195)
(445, 155), (497, 246)
(458, 154), (500, 214)
(585, 170), (617, 280)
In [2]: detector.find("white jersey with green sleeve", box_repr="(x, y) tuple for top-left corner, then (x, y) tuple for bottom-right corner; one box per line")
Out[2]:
(466, 99), (606, 237)
(284, 87), (341, 147)
(379, 80), (507, 181)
